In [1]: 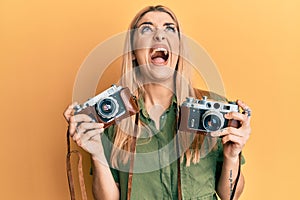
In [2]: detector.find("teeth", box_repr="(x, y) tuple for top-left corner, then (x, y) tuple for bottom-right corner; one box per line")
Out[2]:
(151, 47), (168, 57)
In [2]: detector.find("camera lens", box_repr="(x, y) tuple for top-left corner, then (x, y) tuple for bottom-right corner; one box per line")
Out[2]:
(96, 97), (119, 119)
(202, 111), (224, 132)
(100, 99), (115, 113)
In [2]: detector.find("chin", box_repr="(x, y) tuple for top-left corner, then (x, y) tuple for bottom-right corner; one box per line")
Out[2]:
(148, 66), (175, 82)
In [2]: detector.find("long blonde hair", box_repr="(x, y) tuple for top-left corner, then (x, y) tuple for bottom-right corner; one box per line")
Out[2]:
(110, 5), (208, 168)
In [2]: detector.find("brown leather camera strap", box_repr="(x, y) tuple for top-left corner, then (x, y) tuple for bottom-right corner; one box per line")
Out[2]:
(127, 113), (139, 200)
(66, 128), (88, 200)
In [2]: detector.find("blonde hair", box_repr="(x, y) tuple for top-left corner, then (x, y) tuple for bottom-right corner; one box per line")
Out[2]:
(110, 5), (207, 168)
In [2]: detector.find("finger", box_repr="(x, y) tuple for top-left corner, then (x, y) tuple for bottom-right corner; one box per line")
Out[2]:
(72, 131), (81, 143)
(225, 112), (248, 124)
(80, 128), (104, 145)
(237, 99), (249, 109)
(68, 122), (77, 137)
(76, 123), (104, 135)
(222, 134), (244, 145)
(237, 100), (252, 117)
(225, 107), (251, 127)
(77, 122), (104, 131)
(76, 128), (104, 147)
(63, 102), (78, 121)
(210, 127), (242, 137)
(70, 114), (94, 123)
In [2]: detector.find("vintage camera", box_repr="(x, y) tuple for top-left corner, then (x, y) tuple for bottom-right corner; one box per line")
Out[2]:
(179, 96), (239, 133)
(74, 85), (139, 128)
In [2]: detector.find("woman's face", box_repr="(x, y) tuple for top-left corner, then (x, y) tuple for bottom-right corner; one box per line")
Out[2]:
(133, 11), (180, 82)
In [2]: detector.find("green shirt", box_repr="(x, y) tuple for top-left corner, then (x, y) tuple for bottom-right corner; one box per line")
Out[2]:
(101, 96), (242, 200)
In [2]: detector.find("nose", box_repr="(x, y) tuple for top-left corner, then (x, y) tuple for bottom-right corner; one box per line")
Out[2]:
(154, 29), (165, 41)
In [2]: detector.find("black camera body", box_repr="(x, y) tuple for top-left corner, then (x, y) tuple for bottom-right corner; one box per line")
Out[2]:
(180, 96), (239, 133)
(74, 85), (138, 128)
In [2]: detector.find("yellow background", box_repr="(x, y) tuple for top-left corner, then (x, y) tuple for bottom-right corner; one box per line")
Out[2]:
(1, 0), (299, 199)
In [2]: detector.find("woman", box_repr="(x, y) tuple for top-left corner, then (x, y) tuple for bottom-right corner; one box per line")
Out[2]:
(64, 5), (251, 200)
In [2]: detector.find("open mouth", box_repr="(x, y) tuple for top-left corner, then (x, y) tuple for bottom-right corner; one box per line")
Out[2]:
(150, 46), (169, 65)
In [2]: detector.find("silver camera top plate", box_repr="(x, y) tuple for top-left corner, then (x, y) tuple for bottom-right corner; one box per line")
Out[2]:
(182, 96), (238, 113)
(74, 85), (122, 113)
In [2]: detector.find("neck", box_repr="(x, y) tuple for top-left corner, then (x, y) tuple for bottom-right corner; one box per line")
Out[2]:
(143, 83), (174, 110)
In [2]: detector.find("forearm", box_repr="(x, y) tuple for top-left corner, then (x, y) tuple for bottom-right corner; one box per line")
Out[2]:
(92, 157), (120, 200)
(217, 155), (244, 200)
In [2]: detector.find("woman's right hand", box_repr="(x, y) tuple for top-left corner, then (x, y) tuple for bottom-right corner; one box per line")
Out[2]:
(64, 103), (120, 199)
(63, 103), (105, 160)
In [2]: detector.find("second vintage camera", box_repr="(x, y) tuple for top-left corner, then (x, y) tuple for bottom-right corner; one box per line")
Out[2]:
(179, 96), (239, 133)
(74, 85), (139, 128)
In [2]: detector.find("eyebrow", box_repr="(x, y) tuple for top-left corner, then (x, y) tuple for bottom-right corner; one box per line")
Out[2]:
(164, 22), (176, 26)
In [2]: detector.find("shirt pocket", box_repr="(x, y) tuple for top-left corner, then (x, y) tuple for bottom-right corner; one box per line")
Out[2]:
(181, 150), (218, 199)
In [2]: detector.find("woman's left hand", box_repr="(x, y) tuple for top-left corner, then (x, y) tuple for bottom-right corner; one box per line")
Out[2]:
(211, 100), (252, 159)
